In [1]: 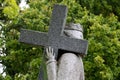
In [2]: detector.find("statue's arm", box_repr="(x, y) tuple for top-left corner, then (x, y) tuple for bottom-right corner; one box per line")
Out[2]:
(46, 47), (57, 80)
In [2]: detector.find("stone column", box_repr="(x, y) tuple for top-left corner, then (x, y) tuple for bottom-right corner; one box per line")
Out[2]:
(57, 23), (85, 80)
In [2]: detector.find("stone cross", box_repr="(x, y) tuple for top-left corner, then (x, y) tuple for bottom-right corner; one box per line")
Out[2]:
(19, 4), (88, 59)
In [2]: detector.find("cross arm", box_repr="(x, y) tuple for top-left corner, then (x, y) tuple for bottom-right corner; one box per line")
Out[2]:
(19, 29), (48, 46)
(59, 36), (88, 56)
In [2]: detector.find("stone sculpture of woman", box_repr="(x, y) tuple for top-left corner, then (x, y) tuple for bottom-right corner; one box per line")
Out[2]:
(46, 23), (84, 80)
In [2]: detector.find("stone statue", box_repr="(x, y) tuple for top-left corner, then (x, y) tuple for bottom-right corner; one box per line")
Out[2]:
(19, 5), (88, 80)
(46, 23), (84, 80)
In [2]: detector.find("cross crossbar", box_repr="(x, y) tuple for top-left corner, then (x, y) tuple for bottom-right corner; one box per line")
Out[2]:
(19, 4), (88, 59)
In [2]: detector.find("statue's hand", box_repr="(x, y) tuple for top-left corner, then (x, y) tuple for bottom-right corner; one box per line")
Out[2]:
(46, 47), (55, 60)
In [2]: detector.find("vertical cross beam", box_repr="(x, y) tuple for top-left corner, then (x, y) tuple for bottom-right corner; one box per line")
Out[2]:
(19, 4), (88, 59)
(49, 5), (67, 37)
(47, 5), (68, 56)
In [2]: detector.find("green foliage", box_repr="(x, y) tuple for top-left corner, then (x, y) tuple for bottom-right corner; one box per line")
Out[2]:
(0, 74), (4, 80)
(2, 0), (19, 19)
(78, 0), (120, 20)
(81, 13), (120, 80)
(0, 0), (120, 80)
(1, 0), (44, 79)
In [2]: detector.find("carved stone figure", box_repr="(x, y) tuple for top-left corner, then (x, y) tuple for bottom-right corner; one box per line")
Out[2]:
(19, 5), (88, 80)
(46, 23), (84, 80)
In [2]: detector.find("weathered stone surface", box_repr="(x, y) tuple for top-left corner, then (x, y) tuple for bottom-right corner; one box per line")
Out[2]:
(64, 30), (83, 39)
(19, 4), (88, 58)
(19, 4), (88, 80)
(57, 53), (84, 80)
(46, 47), (57, 80)
(57, 23), (85, 80)
(65, 23), (83, 32)
(46, 60), (57, 80)
(45, 23), (85, 80)
(19, 29), (48, 46)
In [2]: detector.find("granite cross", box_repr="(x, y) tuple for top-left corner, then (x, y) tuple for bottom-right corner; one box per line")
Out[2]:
(19, 4), (88, 59)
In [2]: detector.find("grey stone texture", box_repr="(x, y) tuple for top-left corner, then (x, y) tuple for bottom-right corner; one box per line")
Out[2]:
(65, 23), (83, 32)
(57, 53), (84, 80)
(19, 4), (88, 80)
(46, 47), (57, 80)
(19, 4), (88, 59)
(57, 23), (85, 80)
(45, 23), (85, 80)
